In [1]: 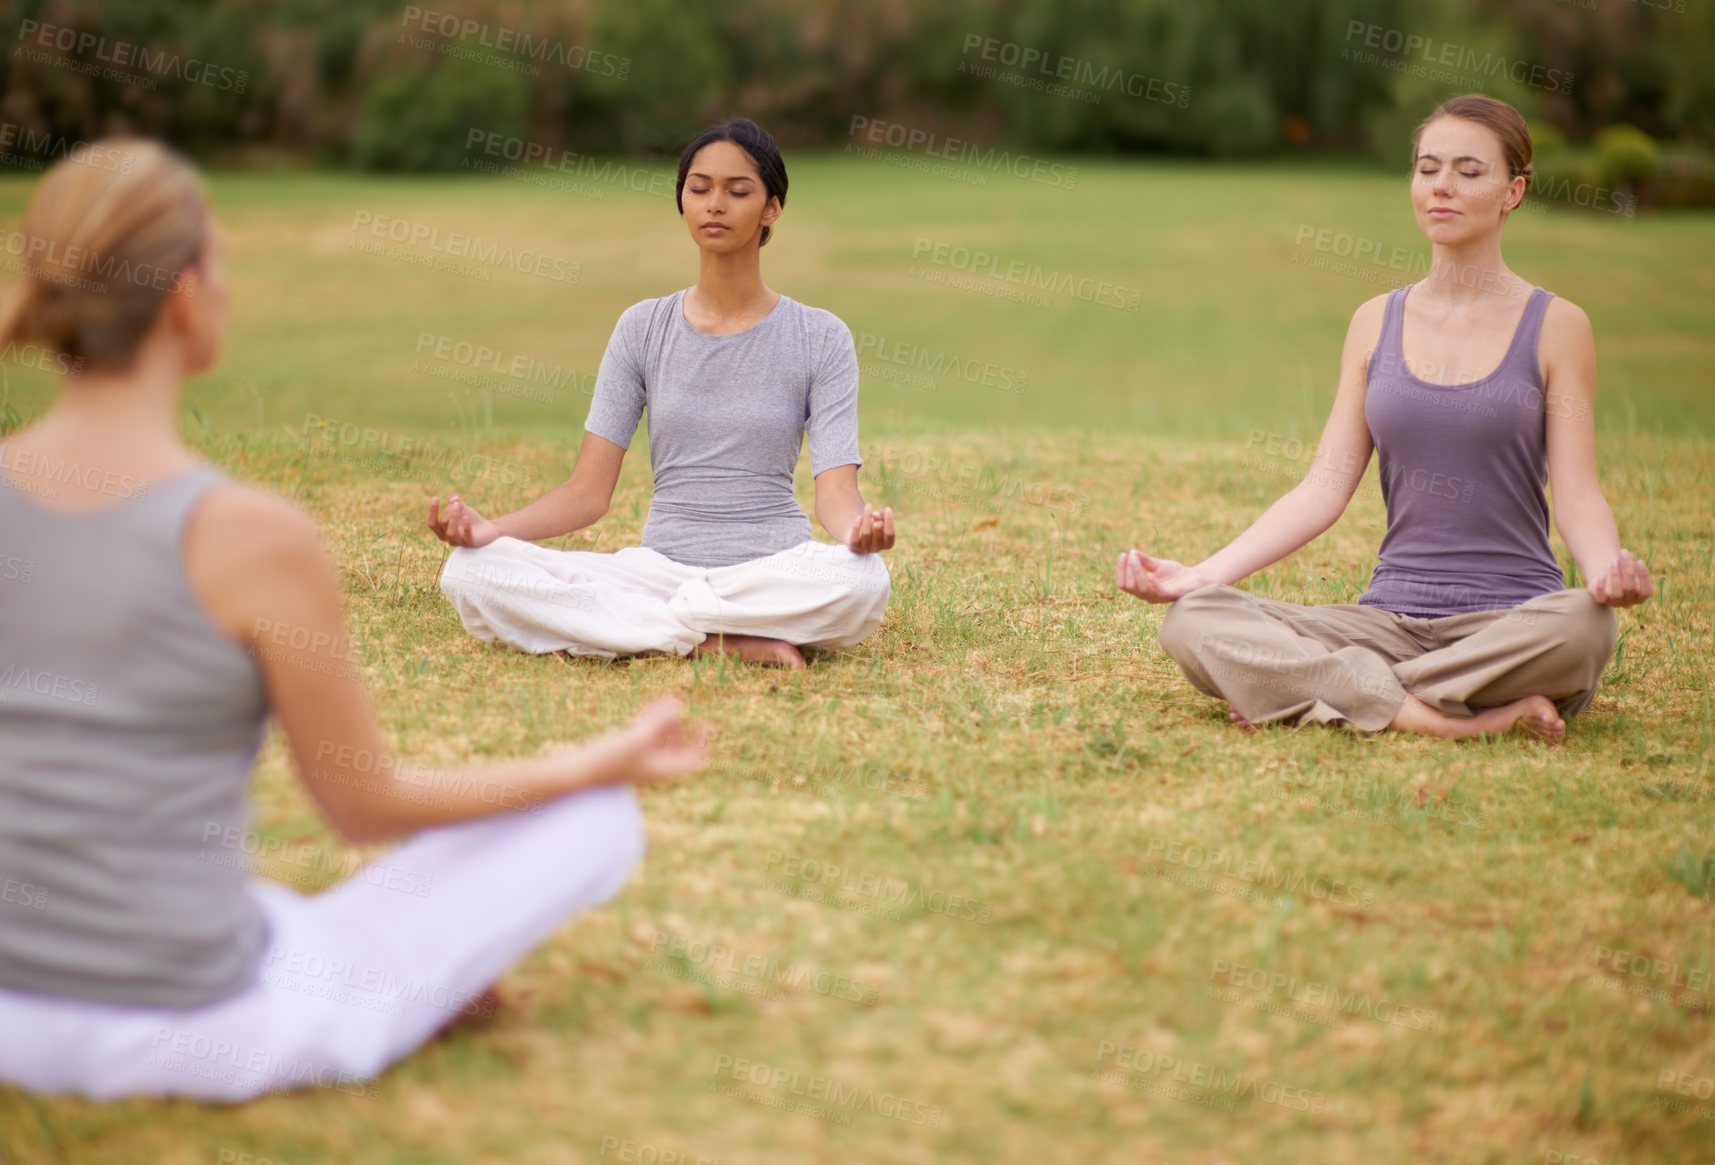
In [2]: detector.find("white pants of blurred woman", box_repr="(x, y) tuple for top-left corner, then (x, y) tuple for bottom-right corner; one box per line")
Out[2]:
(439, 537), (892, 656)
(0, 785), (642, 1102)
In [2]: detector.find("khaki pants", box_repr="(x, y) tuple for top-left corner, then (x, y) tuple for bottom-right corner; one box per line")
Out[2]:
(1157, 585), (1618, 732)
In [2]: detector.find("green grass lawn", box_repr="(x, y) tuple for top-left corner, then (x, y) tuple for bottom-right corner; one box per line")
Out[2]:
(1, 157), (1712, 1165)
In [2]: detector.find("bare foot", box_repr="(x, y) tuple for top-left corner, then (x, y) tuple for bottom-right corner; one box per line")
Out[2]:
(1227, 708), (1256, 732)
(1508, 696), (1567, 743)
(1389, 693), (1565, 742)
(693, 634), (805, 670)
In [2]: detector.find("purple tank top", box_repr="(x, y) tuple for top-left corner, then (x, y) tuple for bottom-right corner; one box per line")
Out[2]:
(1358, 283), (1567, 618)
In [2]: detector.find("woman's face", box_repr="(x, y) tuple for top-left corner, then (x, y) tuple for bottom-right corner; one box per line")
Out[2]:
(680, 140), (780, 253)
(1410, 116), (1524, 244)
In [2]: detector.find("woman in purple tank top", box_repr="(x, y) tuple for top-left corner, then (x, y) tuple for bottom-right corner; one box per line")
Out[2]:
(1117, 95), (1652, 742)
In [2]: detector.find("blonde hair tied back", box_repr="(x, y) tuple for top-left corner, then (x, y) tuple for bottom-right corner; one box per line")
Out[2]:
(0, 137), (208, 375)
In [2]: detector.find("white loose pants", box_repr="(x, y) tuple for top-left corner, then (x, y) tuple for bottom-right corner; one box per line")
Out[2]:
(440, 537), (892, 657)
(0, 784), (643, 1102)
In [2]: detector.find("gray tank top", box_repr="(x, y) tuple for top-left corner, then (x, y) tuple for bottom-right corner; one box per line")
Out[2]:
(1359, 284), (1568, 618)
(0, 454), (270, 1008)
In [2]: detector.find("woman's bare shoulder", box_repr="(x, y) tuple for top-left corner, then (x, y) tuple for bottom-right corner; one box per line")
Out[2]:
(1342, 292), (1391, 360)
(1541, 294), (1593, 340)
(188, 481), (325, 563)
(182, 482), (337, 640)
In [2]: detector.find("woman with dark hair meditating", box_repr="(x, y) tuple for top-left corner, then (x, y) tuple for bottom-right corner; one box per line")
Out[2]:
(431, 119), (895, 670)
(1117, 95), (1651, 741)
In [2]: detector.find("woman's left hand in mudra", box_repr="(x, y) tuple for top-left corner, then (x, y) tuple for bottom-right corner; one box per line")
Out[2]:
(846, 504), (895, 554)
(1590, 548), (1653, 608)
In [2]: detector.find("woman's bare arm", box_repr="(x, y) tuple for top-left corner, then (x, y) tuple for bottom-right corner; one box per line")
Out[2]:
(188, 484), (707, 844)
(1539, 298), (1652, 607)
(813, 463), (895, 552)
(1117, 294), (1386, 602)
(427, 432), (628, 548)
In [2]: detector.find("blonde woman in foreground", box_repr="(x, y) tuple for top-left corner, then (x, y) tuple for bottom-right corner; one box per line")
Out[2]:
(0, 139), (708, 1102)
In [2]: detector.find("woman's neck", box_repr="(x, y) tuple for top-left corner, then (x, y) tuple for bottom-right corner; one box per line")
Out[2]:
(11, 346), (191, 474)
(1417, 233), (1524, 308)
(690, 247), (775, 320)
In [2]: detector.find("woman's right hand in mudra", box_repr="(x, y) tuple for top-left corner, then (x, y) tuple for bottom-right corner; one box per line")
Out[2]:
(606, 696), (712, 787)
(1115, 549), (1213, 604)
(428, 495), (503, 548)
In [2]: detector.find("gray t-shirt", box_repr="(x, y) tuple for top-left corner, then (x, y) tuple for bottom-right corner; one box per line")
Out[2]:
(584, 290), (863, 568)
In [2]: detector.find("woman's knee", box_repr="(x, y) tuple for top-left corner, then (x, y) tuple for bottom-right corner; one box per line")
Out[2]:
(853, 552), (891, 609)
(1537, 589), (1618, 676)
(439, 541), (530, 604)
(801, 544), (892, 614)
(438, 546), (483, 599)
(1157, 585), (1234, 664)
(569, 785), (647, 899)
